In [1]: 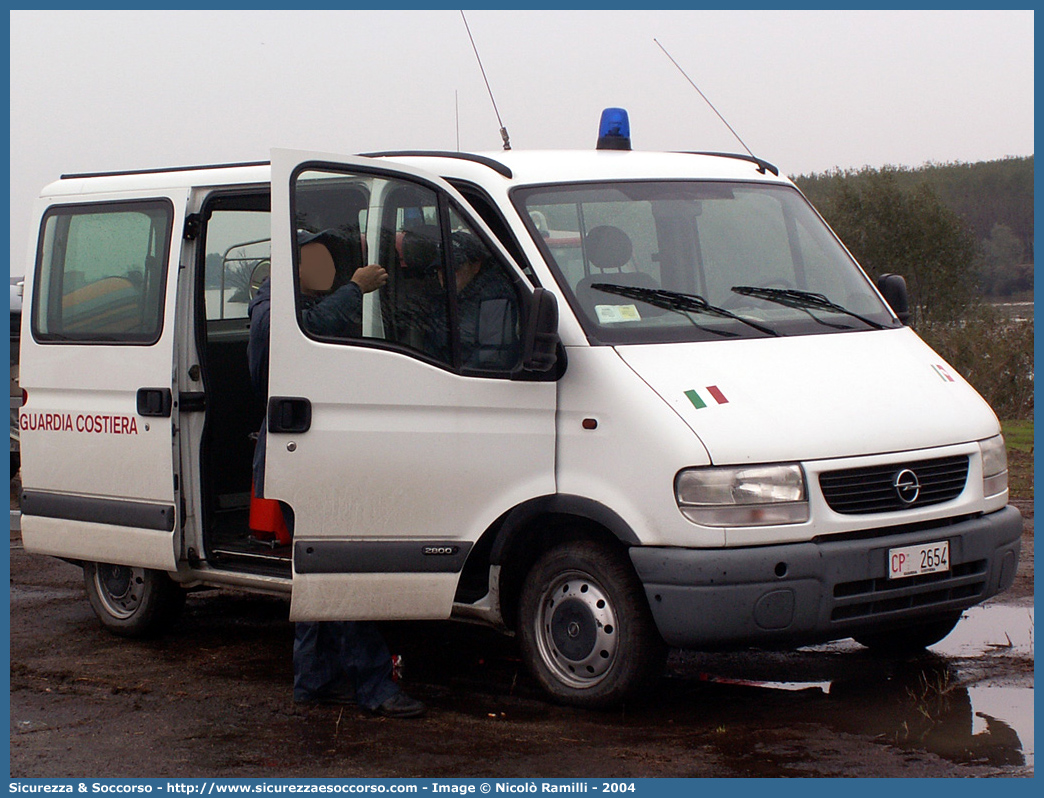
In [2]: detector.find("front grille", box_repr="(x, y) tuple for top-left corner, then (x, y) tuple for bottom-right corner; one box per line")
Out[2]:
(819, 455), (969, 515)
(831, 559), (987, 621)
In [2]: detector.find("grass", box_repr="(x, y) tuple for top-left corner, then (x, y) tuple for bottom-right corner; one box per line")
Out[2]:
(1002, 419), (1034, 452)
(1001, 419), (1033, 502)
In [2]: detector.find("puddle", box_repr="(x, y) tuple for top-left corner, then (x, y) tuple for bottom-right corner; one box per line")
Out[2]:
(687, 603), (1034, 772)
(933, 604), (1034, 658)
(967, 685), (1034, 768)
(881, 605), (1035, 768)
(822, 662), (1033, 770)
(692, 664), (1033, 771)
(697, 672), (832, 694)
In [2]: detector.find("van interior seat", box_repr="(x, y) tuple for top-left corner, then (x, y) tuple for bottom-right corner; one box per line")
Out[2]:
(573, 226), (665, 321)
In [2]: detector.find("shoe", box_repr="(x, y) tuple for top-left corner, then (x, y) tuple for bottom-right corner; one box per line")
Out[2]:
(371, 692), (426, 719)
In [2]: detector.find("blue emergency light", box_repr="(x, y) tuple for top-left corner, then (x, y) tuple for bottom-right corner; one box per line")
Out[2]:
(596, 107), (631, 150)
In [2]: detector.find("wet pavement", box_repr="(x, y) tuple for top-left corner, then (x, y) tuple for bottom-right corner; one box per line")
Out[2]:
(672, 600), (1034, 772)
(8, 504), (1035, 778)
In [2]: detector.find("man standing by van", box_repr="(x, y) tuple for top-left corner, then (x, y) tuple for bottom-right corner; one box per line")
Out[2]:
(248, 229), (426, 719)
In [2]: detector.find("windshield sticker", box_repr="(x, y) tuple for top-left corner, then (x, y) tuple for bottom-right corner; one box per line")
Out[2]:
(595, 304), (641, 324)
(932, 364), (956, 383)
(685, 386), (729, 409)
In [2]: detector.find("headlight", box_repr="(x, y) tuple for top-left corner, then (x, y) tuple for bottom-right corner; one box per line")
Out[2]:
(979, 434), (1008, 498)
(675, 464), (809, 526)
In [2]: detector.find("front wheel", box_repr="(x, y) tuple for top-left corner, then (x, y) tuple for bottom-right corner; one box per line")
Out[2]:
(518, 540), (666, 708)
(83, 562), (185, 638)
(853, 611), (963, 655)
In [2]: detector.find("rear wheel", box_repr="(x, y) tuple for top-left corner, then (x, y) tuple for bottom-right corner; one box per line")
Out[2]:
(83, 561), (185, 638)
(518, 540), (666, 708)
(853, 611), (962, 654)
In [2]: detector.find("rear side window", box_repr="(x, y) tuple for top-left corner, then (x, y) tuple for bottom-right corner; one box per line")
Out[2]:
(33, 200), (173, 344)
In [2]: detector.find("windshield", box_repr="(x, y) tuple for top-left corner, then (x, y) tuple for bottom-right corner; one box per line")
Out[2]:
(514, 181), (898, 344)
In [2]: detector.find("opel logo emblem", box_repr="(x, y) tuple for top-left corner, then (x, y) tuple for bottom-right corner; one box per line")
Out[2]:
(893, 468), (921, 504)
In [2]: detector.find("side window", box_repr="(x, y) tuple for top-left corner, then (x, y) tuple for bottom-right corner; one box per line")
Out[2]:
(33, 200), (172, 344)
(292, 168), (523, 375)
(203, 209), (271, 321)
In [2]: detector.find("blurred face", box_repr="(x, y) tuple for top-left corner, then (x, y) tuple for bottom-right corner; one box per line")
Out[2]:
(299, 242), (336, 294)
(455, 259), (481, 292)
(439, 258), (482, 293)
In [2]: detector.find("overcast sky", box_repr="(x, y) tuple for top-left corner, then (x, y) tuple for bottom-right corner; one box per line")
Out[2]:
(8, 9), (1034, 275)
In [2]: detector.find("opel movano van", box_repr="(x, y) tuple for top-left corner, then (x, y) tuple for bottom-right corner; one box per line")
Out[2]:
(18, 112), (1022, 706)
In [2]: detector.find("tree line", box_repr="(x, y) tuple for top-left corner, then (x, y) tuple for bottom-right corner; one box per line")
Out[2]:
(795, 156), (1033, 298)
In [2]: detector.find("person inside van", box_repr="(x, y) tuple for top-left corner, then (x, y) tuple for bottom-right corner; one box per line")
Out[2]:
(247, 229), (425, 718)
(433, 230), (520, 371)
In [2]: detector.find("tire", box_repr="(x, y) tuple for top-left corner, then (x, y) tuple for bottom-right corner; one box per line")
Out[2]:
(853, 611), (962, 655)
(83, 561), (185, 638)
(518, 540), (666, 708)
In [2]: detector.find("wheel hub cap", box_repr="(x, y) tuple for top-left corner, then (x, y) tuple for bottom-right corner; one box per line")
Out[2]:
(101, 565), (132, 600)
(550, 599), (597, 660)
(536, 571), (618, 688)
(93, 564), (145, 619)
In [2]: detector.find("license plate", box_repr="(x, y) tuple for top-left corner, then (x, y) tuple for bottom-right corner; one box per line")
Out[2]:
(888, 540), (950, 579)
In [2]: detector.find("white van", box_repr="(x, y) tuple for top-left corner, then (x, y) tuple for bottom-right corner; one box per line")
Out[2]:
(18, 113), (1021, 706)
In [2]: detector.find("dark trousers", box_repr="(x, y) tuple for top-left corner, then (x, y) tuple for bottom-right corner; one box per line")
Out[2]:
(293, 621), (399, 710)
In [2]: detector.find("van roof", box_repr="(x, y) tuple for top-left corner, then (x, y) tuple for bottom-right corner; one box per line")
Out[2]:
(40, 149), (792, 198)
(379, 149), (790, 188)
(42, 161), (273, 197)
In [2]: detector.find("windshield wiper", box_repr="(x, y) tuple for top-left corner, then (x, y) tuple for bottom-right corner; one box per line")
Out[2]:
(730, 286), (887, 330)
(592, 284), (780, 337)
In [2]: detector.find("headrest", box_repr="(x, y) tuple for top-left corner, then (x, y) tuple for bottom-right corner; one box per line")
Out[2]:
(584, 225), (633, 271)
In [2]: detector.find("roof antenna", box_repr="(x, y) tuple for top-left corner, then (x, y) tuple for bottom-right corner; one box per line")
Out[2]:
(461, 11), (511, 150)
(654, 38), (755, 161)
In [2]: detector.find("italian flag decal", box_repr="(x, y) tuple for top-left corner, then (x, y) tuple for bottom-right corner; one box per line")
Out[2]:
(685, 386), (729, 409)
(933, 364), (956, 383)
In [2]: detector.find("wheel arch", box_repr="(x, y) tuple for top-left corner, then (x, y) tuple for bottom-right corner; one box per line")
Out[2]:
(458, 494), (642, 631)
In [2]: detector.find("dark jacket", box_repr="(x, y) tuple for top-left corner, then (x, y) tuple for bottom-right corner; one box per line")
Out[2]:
(459, 266), (519, 370)
(428, 267), (520, 371)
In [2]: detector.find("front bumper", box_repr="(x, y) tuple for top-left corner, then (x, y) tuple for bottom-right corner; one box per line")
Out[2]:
(629, 505), (1022, 649)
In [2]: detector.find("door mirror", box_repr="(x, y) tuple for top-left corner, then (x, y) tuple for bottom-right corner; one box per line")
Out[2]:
(876, 273), (909, 325)
(518, 288), (561, 378)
